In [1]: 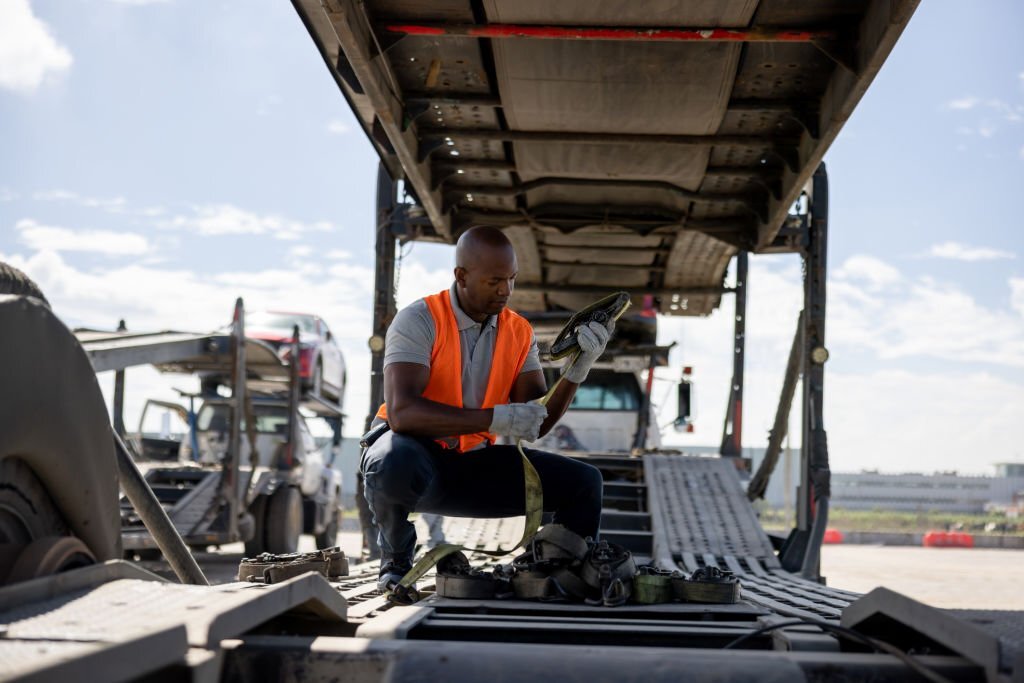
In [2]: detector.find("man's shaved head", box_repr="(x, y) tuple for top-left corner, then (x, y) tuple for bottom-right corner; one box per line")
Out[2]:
(453, 226), (518, 321)
(455, 226), (514, 269)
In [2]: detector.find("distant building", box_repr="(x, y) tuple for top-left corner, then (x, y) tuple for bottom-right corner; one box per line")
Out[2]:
(678, 446), (1024, 514)
(996, 462), (1024, 478)
(828, 470), (1024, 513)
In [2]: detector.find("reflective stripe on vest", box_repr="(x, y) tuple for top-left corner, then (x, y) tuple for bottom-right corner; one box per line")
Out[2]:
(376, 289), (534, 452)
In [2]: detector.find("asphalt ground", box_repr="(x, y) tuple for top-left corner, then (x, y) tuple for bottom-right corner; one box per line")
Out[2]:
(821, 544), (1024, 610)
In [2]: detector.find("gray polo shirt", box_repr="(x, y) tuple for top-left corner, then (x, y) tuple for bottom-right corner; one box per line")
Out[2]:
(384, 283), (541, 409)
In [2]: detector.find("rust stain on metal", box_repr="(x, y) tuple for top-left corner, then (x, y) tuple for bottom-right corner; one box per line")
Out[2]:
(425, 59), (441, 88)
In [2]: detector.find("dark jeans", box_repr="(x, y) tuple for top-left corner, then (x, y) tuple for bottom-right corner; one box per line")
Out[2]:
(360, 429), (604, 563)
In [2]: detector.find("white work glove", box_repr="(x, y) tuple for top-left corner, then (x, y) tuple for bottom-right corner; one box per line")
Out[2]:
(561, 320), (613, 384)
(490, 401), (548, 442)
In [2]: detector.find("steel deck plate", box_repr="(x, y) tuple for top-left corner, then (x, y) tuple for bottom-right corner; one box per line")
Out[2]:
(0, 562), (348, 682)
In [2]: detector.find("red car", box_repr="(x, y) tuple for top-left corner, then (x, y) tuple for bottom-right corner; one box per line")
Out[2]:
(246, 311), (346, 404)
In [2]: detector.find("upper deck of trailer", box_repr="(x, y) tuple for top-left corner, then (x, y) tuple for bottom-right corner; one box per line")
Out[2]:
(292, 0), (917, 316)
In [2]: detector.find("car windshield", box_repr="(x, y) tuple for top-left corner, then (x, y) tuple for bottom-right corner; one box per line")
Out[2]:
(247, 312), (316, 334)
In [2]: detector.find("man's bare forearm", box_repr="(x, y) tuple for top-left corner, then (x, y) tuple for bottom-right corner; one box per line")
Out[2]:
(387, 396), (493, 437)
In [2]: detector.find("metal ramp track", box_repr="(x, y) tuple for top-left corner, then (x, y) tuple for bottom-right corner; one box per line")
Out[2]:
(74, 328), (288, 379)
(75, 329), (225, 373)
(645, 453), (860, 621)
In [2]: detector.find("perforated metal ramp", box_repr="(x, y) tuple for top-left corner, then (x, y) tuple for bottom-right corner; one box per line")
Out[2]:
(645, 453), (861, 621)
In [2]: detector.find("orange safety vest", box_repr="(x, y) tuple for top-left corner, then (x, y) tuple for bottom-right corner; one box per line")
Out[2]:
(376, 289), (534, 452)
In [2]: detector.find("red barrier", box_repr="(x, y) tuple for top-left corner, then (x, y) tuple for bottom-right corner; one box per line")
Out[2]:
(823, 528), (844, 544)
(922, 530), (975, 548)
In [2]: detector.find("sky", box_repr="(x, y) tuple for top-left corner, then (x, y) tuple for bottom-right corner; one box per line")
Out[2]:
(1, 0), (1022, 475)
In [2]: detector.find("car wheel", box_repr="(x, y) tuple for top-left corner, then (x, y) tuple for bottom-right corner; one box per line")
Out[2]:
(264, 486), (302, 554)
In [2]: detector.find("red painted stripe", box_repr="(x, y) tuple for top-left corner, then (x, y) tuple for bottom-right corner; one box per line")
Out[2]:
(383, 24), (833, 43)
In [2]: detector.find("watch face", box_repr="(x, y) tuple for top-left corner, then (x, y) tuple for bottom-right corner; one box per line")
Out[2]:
(368, 335), (385, 353)
(811, 346), (830, 364)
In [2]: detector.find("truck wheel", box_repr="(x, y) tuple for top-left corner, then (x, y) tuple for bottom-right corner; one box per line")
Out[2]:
(243, 495), (268, 557)
(0, 458), (69, 545)
(0, 458), (74, 584)
(0, 261), (121, 574)
(7, 536), (95, 583)
(315, 506), (339, 549)
(264, 487), (302, 554)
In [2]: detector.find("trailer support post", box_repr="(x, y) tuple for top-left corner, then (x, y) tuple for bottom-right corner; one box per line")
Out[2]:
(221, 297), (246, 541)
(366, 162), (400, 432)
(286, 326), (302, 471)
(780, 163), (832, 578)
(112, 319), (127, 437)
(719, 252), (747, 463)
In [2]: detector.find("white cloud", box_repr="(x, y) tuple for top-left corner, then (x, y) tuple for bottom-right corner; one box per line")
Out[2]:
(0, 240), (454, 439)
(326, 119), (351, 135)
(835, 255), (902, 290)
(326, 249), (352, 260)
(158, 204), (335, 240)
(394, 261), (453, 308)
(0, 0), (72, 93)
(1019, 144), (1024, 161)
(106, 0), (170, 5)
(657, 254), (1024, 474)
(15, 219), (150, 256)
(1011, 277), (1024, 318)
(4, 240), (1021, 467)
(927, 241), (1015, 262)
(0, 188), (18, 202)
(945, 96), (979, 110)
(824, 370), (1024, 474)
(32, 189), (128, 213)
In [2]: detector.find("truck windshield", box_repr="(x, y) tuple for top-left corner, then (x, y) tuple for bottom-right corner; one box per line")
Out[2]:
(567, 371), (641, 411)
(196, 404), (290, 435)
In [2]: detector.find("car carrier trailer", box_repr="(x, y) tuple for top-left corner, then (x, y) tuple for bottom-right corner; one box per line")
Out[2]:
(3, 0), (1024, 681)
(76, 301), (346, 557)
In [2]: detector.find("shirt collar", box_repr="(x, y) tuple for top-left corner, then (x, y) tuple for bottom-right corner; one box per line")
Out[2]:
(450, 283), (497, 330)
